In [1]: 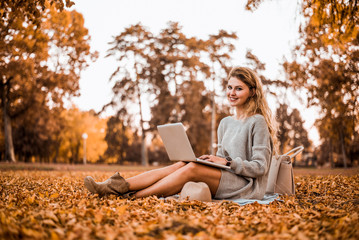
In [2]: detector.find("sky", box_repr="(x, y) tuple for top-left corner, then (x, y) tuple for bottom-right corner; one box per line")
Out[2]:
(70, 0), (320, 146)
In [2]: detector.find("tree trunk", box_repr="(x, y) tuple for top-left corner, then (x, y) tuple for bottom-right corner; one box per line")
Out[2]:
(339, 127), (348, 168)
(137, 87), (148, 166)
(329, 140), (334, 168)
(52, 145), (59, 163)
(74, 142), (80, 164)
(52, 138), (61, 163)
(119, 137), (125, 164)
(210, 91), (216, 155)
(1, 82), (16, 162)
(69, 140), (75, 164)
(140, 130), (148, 166)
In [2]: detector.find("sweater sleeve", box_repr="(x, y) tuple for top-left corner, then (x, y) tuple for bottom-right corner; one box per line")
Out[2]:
(215, 119), (225, 158)
(230, 117), (272, 178)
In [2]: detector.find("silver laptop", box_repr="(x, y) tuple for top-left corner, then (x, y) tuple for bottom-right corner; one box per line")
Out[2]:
(157, 123), (230, 170)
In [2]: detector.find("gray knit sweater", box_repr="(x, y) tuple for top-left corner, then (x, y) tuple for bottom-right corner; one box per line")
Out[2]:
(216, 114), (273, 199)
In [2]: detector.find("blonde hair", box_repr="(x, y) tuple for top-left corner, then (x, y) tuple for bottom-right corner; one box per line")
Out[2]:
(228, 67), (279, 154)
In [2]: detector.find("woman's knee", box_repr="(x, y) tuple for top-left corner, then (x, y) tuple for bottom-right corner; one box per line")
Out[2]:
(176, 161), (187, 167)
(171, 161), (187, 170)
(186, 162), (199, 169)
(182, 162), (221, 182)
(181, 162), (203, 180)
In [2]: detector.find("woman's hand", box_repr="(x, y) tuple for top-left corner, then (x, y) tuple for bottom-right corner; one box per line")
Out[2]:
(198, 155), (227, 165)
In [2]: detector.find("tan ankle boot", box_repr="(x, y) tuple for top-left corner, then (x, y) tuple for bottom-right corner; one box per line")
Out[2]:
(84, 172), (129, 197)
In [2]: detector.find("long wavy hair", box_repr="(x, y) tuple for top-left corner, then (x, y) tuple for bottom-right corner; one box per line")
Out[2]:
(227, 66), (279, 154)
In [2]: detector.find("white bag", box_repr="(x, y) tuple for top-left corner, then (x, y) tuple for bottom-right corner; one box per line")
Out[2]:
(266, 146), (304, 195)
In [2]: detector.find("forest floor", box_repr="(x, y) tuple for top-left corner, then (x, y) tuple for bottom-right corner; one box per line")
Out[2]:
(0, 163), (358, 239)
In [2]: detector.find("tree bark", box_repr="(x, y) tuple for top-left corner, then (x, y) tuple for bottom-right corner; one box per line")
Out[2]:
(339, 127), (348, 168)
(137, 85), (148, 166)
(75, 142), (80, 164)
(1, 81), (16, 162)
(210, 91), (216, 155)
(52, 142), (59, 163)
(330, 140), (334, 168)
(3, 110), (16, 162)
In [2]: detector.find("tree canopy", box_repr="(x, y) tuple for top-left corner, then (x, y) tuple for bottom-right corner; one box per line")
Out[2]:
(106, 22), (238, 164)
(0, 0), (97, 162)
(246, 0), (359, 166)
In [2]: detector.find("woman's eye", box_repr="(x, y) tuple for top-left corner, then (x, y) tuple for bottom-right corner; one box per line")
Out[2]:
(227, 86), (232, 90)
(236, 88), (242, 91)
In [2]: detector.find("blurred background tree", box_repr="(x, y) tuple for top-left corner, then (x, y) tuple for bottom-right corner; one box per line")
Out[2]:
(247, 0), (358, 167)
(57, 108), (107, 164)
(106, 22), (237, 165)
(106, 23), (156, 166)
(0, 0), (97, 162)
(0, 0), (71, 162)
(1, 0), (356, 167)
(283, 0), (358, 168)
(104, 114), (131, 165)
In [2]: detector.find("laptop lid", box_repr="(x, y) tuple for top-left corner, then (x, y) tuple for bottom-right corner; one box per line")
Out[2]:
(157, 123), (196, 161)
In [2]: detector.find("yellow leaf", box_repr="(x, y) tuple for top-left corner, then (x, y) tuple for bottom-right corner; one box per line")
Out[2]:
(43, 219), (56, 227)
(351, 212), (358, 221)
(51, 231), (60, 240)
(27, 195), (35, 204)
(22, 228), (43, 238)
(117, 205), (128, 215)
(50, 193), (59, 199)
(94, 213), (103, 223)
(30, 216), (37, 224)
(45, 211), (59, 223)
(0, 211), (6, 224)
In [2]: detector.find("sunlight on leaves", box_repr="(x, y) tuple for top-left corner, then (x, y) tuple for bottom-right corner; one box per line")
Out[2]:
(0, 170), (358, 239)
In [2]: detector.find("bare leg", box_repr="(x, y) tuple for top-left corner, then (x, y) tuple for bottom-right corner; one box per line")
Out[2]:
(134, 162), (221, 198)
(126, 161), (187, 191)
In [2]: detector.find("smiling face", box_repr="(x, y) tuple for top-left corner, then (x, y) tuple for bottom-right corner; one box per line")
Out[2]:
(226, 77), (252, 110)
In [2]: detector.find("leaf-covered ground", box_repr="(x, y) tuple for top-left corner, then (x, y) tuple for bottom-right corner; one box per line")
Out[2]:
(0, 168), (358, 239)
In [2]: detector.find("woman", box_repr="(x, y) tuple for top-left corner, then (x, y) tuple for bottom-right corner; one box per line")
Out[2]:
(84, 67), (278, 200)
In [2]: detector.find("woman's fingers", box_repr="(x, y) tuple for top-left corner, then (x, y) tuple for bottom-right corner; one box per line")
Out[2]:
(206, 155), (215, 162)
(205, 156), (226, 165)
(199, 155), (221, 163)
